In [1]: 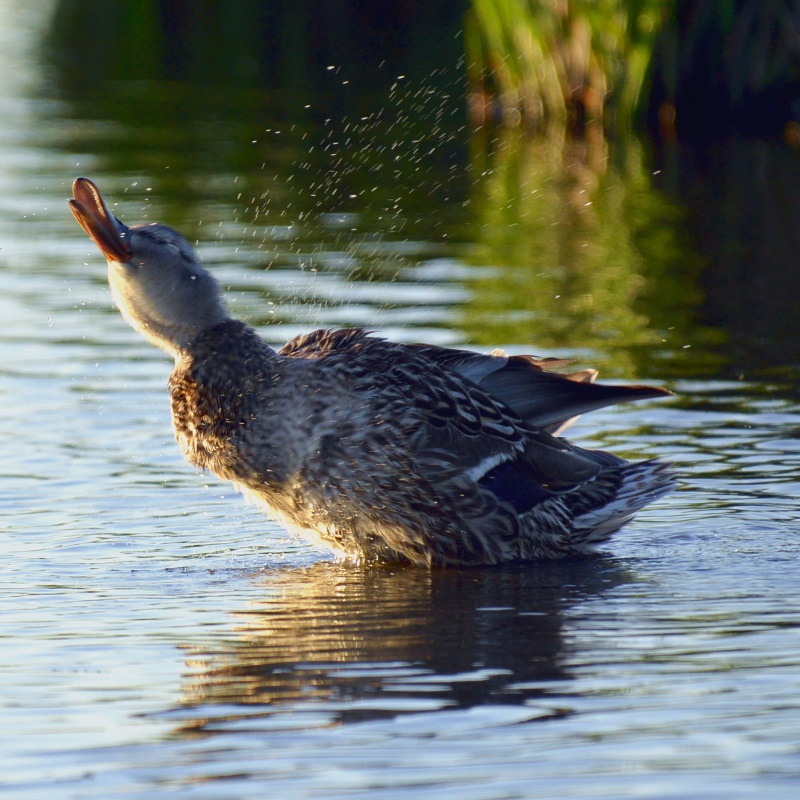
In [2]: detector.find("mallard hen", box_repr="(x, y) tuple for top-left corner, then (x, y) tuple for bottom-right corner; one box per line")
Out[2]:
(69, 177), (674, 566)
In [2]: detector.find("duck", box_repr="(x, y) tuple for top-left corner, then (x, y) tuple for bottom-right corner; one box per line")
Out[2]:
(69, 177), (674, 567)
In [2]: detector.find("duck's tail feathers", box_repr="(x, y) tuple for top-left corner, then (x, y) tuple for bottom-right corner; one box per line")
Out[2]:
(407, 344), (673, 433)
(570, 459), (676, 549)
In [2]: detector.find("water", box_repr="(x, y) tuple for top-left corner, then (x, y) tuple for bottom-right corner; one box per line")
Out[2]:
(3, 5), (800, 798)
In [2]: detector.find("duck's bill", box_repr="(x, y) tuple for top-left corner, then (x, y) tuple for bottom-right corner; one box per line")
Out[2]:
(69, 177), (132, 263)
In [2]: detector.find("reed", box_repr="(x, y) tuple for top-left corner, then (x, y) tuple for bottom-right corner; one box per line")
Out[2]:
(468, 0), (800, 136)
(465, 0), (667, 131)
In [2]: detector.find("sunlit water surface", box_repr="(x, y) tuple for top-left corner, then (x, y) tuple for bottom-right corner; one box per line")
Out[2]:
(2, 6), (800, 799)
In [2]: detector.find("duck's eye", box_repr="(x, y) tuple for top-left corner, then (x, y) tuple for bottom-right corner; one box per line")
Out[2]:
(167, 242), (192, 263)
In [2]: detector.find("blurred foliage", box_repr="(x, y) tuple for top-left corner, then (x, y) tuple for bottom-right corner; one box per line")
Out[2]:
(466, 0), (800, 138)
(464, 0), (667, 131)
(647, 0), (800, 137)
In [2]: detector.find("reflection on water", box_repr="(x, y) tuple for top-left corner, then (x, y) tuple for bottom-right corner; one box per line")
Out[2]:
(656, 138), (800, 379)
(464, 127), (709, 378)
(176, 560), (631, 733)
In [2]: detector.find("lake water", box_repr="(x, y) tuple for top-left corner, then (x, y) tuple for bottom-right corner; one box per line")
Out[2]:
(2, 5), (800, 799)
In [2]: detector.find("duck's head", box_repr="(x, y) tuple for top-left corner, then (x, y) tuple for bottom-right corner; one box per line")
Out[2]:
(69, 177), (228, 357)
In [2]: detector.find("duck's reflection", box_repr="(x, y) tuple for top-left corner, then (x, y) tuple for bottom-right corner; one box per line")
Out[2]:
(176, 559), (631, 732)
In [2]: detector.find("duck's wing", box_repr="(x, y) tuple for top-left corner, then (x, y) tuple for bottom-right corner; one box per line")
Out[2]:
(278, 330), (654, 487)
(278, 330), (671, 564)
(408, 343), (672, 432)
(279, 327), (374, 359)
(280, 330), (600, 484)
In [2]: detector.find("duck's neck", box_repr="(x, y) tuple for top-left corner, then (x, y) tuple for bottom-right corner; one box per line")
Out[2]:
(108, 261), (231, 359)
(169, 318), (279, 478)
(180, 318), (276, 366)
(125, 308), (233, 360)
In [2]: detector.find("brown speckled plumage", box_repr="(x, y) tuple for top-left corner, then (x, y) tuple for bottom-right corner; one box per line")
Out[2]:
(70, 178), (675, 566)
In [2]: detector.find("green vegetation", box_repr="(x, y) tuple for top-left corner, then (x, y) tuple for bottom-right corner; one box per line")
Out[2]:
(466, 0), (800, 137)
(464, 0), (666, 131)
